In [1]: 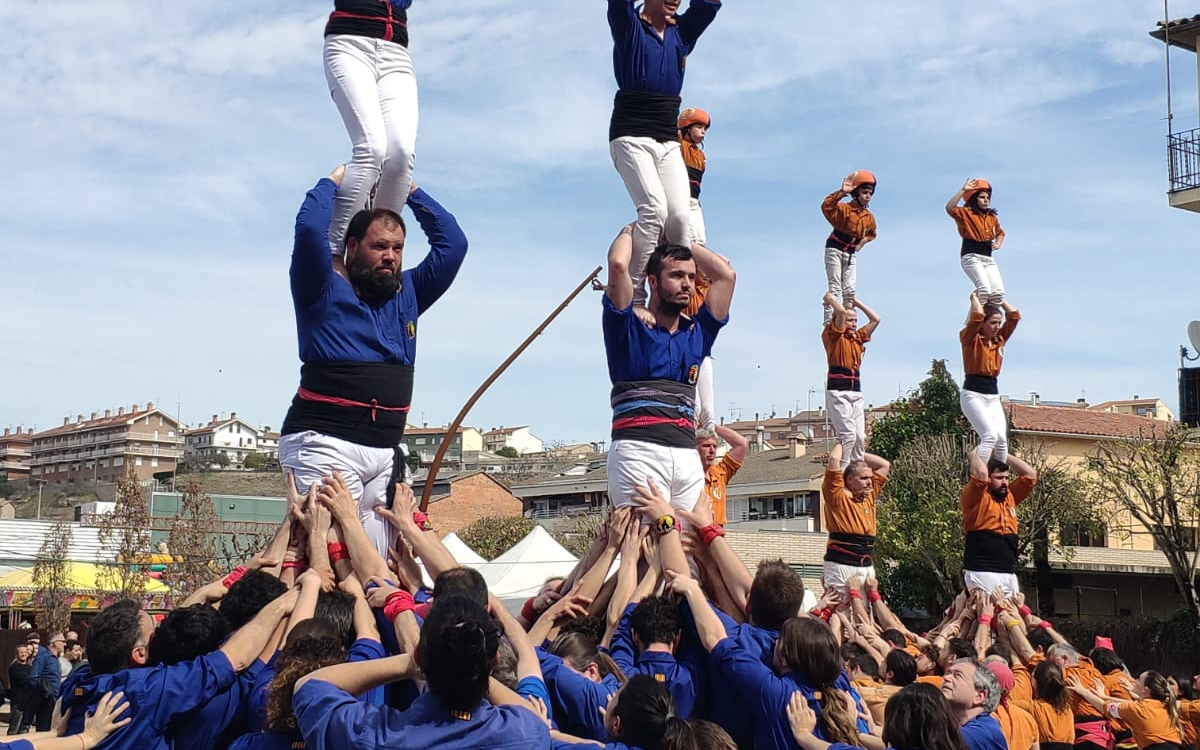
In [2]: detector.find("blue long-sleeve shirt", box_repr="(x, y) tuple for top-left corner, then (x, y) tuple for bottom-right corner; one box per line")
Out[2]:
(608, 0), (721, 95)
(538, 648), (622, 742)
(169, 658), (267, 750)
(605, 603), (704, 719)
(29, 646), (60, 698)
(290, 179), (468, 366)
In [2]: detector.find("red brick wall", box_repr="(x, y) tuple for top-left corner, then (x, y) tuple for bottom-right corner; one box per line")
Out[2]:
(429, 473), (523, 534)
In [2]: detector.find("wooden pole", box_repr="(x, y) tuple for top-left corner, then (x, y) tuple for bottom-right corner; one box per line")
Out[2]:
(420, 265), (603, 510)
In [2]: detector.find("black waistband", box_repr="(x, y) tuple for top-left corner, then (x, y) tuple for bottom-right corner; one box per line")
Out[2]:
(960, 238), (994, 257)
(963, 374), (999, 395)
(824, 532), (875, 566)
(611, 379), (696, 449)
(609, 91), (681, 142)
(826, 228), (858, 252)
(963, 530), (1018, 573)
(687, 166), (704, 200)
(282, 362), (414, 448)
(827, 365), (862, 392)
(1042, 743), (1073, 750)
(1142, 744), (1183, 750)
(325, 0), (409, 47)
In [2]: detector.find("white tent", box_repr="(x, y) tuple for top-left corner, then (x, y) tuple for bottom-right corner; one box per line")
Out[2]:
(477, 526), (579, 608)
(414, 532), (489, 588)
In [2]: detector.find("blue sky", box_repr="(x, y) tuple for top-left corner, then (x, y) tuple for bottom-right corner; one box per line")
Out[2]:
(2, 1), (1198, 445)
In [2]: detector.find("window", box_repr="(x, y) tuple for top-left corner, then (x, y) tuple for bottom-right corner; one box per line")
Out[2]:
(1154, 527), (1200, 552)
(135, 457), (143, 466)
(1061, 522), (1107, 548)
(113, 457), (123, 467)
(151, 458), (159, 467)
(745, 494), (812, 521)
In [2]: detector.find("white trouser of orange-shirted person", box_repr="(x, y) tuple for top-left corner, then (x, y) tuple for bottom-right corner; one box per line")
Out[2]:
(960, 253), (1005, 306)
(823, 247), (857, 325)
(960, 389), (1009, 463)
(826, 389), (866, 468)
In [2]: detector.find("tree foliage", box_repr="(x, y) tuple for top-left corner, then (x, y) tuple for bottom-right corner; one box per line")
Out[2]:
(495, 446), (520, 459)
(1091, 425), (1200, 640)
(550, 514), (604, 558)
(32, 521), (73, 632)
(242, 452), (267, 470)
(163, 479), (220, 604)
(869, 359), (970, 462)
(458, 515), (535, 560)
(96, 463), (151, 600)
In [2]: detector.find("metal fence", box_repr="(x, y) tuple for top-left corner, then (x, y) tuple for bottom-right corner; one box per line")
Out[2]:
(1169, 128), (1200, 192)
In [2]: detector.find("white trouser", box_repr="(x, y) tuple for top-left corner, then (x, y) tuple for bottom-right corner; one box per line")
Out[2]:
(607, 439), (703, 520)
(278, 430), (396, 556)
(695, 356), (715, 433)
(960, 390), (1008, 462)
(325, 34), (419, 257)
(688, 197), (707, 246)
(960, 253), (1004, 306)
(964, 570), (1019, 597)
(823, 247), (857, 324)
(826, 390), (865, 468)
(823, 561), (876, 592)
(610, 136), (692, 307)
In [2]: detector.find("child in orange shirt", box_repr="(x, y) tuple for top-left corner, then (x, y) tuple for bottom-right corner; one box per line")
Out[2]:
(947, 178), (1006, 306)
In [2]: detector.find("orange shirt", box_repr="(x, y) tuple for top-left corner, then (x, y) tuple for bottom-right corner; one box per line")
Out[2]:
(858, 682), (901, 725)
(680, 136), (706, 173)
(994, 701), (1038, 750)
(1010, 661), (1033, 705)
(821, 191), (877, 242)
(948, 206), (1005, 243)
(917, 674), (943, 687)
(960, 475), (1036, 536)
(684, 276), (711, 318)
(1067, 658), (1106, 720)
(822, 323), (871, 371)
(1116, 699), (1183, 749)
(1101, 670), (1135, 737)
(959, 310), (1020, 378)
(703, 453), (741, 526)
(821, 469), (887, 538)
(1015, 699), (1075, 744)
(1179, 700), (1200, 747)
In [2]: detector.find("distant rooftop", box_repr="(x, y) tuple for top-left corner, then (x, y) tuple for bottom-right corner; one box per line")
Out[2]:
(1150, 15), (1200, 51)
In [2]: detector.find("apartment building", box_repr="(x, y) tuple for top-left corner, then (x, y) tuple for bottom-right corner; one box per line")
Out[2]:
(28, 403), (184, 484)
(482, 425), (544, 455)
(0, 427), (33, 481)
(184, 413), (272, 468)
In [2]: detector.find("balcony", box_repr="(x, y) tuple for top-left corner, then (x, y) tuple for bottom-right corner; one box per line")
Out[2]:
(1168, 128), (1200, 212)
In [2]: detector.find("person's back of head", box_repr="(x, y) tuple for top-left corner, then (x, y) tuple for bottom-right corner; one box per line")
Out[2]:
(86, 599), (145, 675)
(850, 652), (880, 681)
(418, 595), (500, 712)
(1045, 642), (1080, 666)
(841, 641), (867, 662)
(946, 638), (978, 665)
(630, 596), (681, 651)
(747, 559), (805, 631)
(1032, 660), (1069, 712)
(885, 649), (917, 686)
(1027, 627), (1056, 653)
(609, 674), (693, 750)
(148, 604), (229, 666)
(778, 614), (860, 744)
(265, 619), (346, 734)
(1087, 647), (1123, 676)
(883, 683), (968, 750)
(691, 719), (737, 750)
(880, 629), (907, 649)
(222, 570), (287, 631)
(432, 567), (489, 609)
(985, 643), (1014, 667)
(1173, 672), (1198, 701)
(558, 615), (606, 644)
(493, 637), (518, 691)
(549, 630), (626, 684)
(314, 590), (357, 650)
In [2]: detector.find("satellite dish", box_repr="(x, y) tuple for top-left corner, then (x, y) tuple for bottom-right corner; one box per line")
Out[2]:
(1190, 321), (1200, 353)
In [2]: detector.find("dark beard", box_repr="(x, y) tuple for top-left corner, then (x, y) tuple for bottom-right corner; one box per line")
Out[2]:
(348, 257), (401, 305)
(989, 486), (1008, 502)
(655, 297), (687, 318)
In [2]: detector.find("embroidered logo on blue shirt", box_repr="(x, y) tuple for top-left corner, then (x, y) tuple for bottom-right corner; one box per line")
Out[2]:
(406, 321), (416, 339)
(687, 364), (699, 384)
(450, 709), (472, 721)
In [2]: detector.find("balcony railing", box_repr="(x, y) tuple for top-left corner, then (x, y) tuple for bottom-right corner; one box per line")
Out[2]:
(1169, 128), (1200, 192)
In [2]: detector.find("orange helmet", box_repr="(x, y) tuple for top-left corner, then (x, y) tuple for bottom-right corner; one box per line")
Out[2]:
(963, 178), (992, 203)
(678, 107), (711, 131)
(848, 170), (876, 191)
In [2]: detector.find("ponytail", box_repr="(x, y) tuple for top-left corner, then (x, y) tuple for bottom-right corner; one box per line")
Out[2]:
(817, 689), (861, 747)
(1142, 671), (1181, 736)
(594, 651), (628, 685)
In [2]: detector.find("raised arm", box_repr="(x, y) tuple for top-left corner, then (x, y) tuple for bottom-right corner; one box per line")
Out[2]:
(678, 500), (752, 606)
(668, 574), (727, 652)
(407, 186), (470, 315)
(691, 242), (735, 321)
(291, 168), (343, 309)
(946, 179), (971, 215)
(318, 472), (392, 584)
(855, 298), (881, 338)
(967, 450), (989, 483)
(220, 588), (300, 672)
(824, 292), (848, 331)
(999, 301), (1020, 340)
(604, 523), (644, 645)
(375, 482), (459, 581)
(714, 424), (749, 464)
(630, 480), (689, 579)
(295, 654), (417, 697)
(864, 452), (890, 481)
(1005, 454), (1037, 482)
(605, 224), (635, 311)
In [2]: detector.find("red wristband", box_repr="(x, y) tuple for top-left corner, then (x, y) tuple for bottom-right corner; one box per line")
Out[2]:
(281, 560), (306, 571)
(1037, 621), (1053, 630)
(979, 614), (993, 626)
(1018, 605), (1032, 617)
(521, 597), (538, 623)
(326, 543), (349, 563)
(383, 590), (416, 622)
(222, 565), (247, 589)
(848, 590), (862, 600)
(412, 511), (433, 531)
(699, 524), (725, 546)
(868, 591), (882, 603)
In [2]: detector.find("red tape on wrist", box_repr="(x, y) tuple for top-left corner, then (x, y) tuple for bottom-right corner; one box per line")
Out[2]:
(1037, 621), (1053, 630)
(699, 524), (725, 546)
(1018, 605), (1032, 617)
(868, 591), (882, 603)
(412, 511), (433, 531)
(383, 590), (416, 622)
(327, 543), (349, 563)
(979, 614), (993, 626)
(222, 565), (247, 589)
(521, 597), (538, 623)
(848, 590), (862, 600)
(281, 560), (306, 571)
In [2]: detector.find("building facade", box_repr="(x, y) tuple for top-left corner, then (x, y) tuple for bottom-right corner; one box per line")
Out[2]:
(402, 425), (483, 466)
(28, 403), (184, 485)
(0, 428), (33, 482)
(482, 426), (544, 455)
(184, 413), (274, 468)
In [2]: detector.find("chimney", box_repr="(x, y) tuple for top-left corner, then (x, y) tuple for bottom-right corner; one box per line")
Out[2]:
(147, 401), (154, 411)
(104, 409), (111, 418)
(212, 414), (219, 424)
(1029, 392), (1040, 407)
(230, 411), (237, 420)
(755, 425), (765, 452)
(76, 414), (84, 424)
(3, 428), (8, 437)
(63, 417), (70, 426)
(1076, 398), (1087, 405)
(789, 436), (806, 459)
(132, 403), (140, 413)
(90, 412), (97, 421)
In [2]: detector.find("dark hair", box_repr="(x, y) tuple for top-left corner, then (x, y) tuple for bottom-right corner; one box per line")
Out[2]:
(1142, 671), (1182, 735)
(345, 208), (405, 248)
(645, 243), (692, 279)
(777, 618), (858, 745)
(981, 303), (1004, 321)
(1088, 647), (1124, 675)
(841, 641), (867, 662)
(748, 560), (806, 631)
(417, 595), (501, 711)
(314, 590), (356, 650)
(64, 639), (82, 653)
(883, 683), (967, 750)
(947, 638), (978, 662)
(630, 596), (681, 648)
(850, 653), (880, 680)
(1172, 672), (1198, 701)
(880, 629), (907, 649)
(1032, 660), (1070, 712)
(221, 570), (287, 631)
(885, 649), (918, 686)
(966, 192), (996, 214)
(842, 460), (870, 483)
(86, 600), (144, 675)
(548, 631), (626, 684)
(148, 604), (229, 666)
(433, 567), (489, 608)
(691, 719), (737, 750)
(493, 637), (518, 690)
(558, 615), (606, 644)
(265, 619), (346, 733)
(1027, 627), (1056, 653)
(985, 643), (1014, 666)
(611, 674), (693, 750)
(918, 643), (942, 673)
(986, 459), (1010, 476)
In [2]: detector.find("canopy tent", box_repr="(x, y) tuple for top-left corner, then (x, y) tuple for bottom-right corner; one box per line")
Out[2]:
(475, 526), (579, 609)
(0, 563), (169, 593)
(440, 533), (487, 567)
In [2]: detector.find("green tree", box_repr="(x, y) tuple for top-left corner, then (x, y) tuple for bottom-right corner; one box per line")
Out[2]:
(495, 446), (520, 459)
(213, 453), (231, 469)
(550, 514), (604, 558)
(96, 463), (151, 600)
(242, 452), (267, 470)
(32, 521), (74, 632)
(458, 516), (535, 560)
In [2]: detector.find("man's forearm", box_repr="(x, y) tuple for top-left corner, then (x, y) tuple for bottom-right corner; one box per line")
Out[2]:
(296, 654), (414, 697)
(221, 591), (297, 671)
